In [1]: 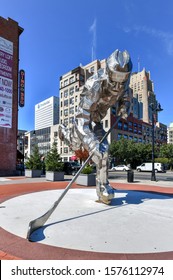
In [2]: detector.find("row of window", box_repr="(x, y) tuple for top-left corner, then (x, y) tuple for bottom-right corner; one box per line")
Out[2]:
(61, 74), (85, 88)
(62, 76), (75, 87)
(60, 86), (79, 98)
(61, 96), (79, 107)
(117, 134), (144, 142)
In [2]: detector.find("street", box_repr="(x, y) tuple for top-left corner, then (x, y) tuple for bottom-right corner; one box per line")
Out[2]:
(108, 170), (173, 182)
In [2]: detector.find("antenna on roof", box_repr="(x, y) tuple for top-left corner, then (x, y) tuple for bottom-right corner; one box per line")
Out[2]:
(138, 56), (140, 72)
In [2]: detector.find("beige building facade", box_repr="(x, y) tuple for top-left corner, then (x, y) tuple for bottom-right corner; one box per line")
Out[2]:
(167, 123), (173, 144)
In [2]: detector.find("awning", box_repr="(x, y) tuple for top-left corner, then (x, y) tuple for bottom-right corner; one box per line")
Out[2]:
(70, 155), (77, 160)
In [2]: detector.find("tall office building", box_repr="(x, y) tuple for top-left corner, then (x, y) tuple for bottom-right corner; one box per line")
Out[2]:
(129, 68), (157, 123)
(35, 96), (59, 130)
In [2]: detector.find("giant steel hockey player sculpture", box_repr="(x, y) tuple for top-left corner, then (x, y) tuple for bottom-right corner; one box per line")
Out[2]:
(27, 49), (132, 240)
(59, 49), (132, 205)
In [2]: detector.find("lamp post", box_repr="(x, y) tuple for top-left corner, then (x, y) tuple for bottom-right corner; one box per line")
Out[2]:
(150, 103), (163, 181)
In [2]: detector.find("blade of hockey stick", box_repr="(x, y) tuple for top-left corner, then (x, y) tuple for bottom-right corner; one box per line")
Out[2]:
(27, 116), (121, 241)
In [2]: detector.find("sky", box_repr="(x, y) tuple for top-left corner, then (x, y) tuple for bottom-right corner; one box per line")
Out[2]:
(1, 0), (173, 131)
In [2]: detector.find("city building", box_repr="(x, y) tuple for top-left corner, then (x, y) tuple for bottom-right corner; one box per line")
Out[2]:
(35, 96), (59, 130)
(129, 69), (158, 123)
(0, 16), (23, 175)
(24, 124), (60, 159)
(167, 123), (173, 144)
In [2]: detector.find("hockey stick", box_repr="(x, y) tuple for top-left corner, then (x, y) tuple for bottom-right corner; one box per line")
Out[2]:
(27, 115), (121, 241)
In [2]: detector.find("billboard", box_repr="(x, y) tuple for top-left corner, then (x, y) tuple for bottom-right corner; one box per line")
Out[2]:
(0, 36), (13, 128)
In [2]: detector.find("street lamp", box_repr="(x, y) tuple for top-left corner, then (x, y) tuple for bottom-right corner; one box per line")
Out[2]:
(150, 103), (163, 181)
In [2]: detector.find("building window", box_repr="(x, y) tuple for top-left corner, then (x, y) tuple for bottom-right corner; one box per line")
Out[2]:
(64, 147), (68, 153)
(70, 76), (75, 83)
(69, 107), (74, 114)
(64, 79), (68, 86)
(124, 123), (128, 131)
(64, 90), (68, 98)
(70, 97), (74, 105)
(64, 99), (68, 106)
(70, 87), (74, 95)
(118, 133), (122, 140)
(118, 121), (122, 130)
(64, 109), (68, 116)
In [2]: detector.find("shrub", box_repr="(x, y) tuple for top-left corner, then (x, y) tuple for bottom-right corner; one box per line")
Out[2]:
(81, 165), (94, 174)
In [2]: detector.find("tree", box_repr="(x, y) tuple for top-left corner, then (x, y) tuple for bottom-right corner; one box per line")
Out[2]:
(25, 145), (42, 170)
(159, 144), (173, 169)
(45, 142), (64, 172)
(109, 138), (152, 168)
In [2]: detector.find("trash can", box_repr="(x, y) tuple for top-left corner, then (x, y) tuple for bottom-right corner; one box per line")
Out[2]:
(127, 170), (134, 182)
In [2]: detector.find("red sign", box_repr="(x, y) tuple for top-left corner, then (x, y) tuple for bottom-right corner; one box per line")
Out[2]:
(19, 69), (25, 107)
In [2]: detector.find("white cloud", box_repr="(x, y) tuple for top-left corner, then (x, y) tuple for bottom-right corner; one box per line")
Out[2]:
(89, 18), (97, 61)
(125, 25), (173, 56)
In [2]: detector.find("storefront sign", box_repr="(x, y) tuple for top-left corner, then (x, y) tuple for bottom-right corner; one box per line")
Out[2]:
(0, 37), (13, 128)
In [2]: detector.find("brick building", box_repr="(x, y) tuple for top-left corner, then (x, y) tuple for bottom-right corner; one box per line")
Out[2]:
(0, 17), (23, 175)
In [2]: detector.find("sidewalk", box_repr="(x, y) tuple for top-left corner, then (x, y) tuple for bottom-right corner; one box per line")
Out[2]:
(0, 175), (173, 260)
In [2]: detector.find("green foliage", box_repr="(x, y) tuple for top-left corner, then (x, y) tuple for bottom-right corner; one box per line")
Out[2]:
(159, 144), (173, 161)
(109, 138), (151, 168)
(45, 142), (64, 172)
(155, 157), (169, 164)
(109, 139), (173, 169)
(81, 164), (94, 174)
(25, 145), (42, 170)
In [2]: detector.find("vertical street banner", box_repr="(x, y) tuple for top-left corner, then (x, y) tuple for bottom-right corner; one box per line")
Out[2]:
(0, 36), (13, 128)
(19, 69), (25, 107)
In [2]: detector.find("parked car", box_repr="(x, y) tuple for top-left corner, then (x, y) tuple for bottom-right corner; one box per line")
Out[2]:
(63, 161), (81, 175)
(111, 164), (130, 171)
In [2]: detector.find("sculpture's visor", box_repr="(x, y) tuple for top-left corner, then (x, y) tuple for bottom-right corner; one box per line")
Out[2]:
(109, 70), (131, 83)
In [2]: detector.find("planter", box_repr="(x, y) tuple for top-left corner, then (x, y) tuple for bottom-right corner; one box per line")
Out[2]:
(46, 171), (64, 181)
(25, 169), (42, 178)
(76, 173), (96, 186)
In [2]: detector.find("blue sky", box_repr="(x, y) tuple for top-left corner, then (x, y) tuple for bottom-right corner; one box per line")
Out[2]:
(1, 0), (173, 130)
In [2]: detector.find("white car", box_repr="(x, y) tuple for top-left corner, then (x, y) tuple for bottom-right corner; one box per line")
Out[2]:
(111, 165), (130, 171)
